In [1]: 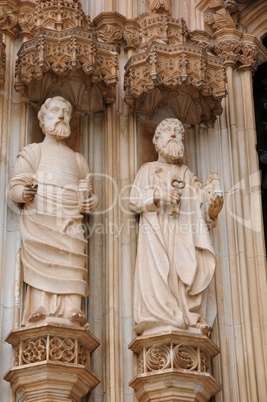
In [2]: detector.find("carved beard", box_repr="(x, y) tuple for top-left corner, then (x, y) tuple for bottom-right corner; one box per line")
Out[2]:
(156, 139), (184, 161)
(45, 121), (71, 139)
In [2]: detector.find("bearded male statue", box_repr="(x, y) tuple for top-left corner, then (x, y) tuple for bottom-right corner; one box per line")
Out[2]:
(129, 118), (223, 336)
(8, 96), (98, 327)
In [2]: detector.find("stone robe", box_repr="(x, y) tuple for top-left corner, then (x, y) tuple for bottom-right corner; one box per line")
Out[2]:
(9, 143), (89, 325)
(129, 161), (216, 335)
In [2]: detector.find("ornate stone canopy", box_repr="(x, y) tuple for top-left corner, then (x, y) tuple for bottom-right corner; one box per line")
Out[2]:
(125, 14), (226, 124)
(15, 0), (119, 111)
(124, 13), (227, 125)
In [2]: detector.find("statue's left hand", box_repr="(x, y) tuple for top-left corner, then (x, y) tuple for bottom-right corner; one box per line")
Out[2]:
(208, 192), (224, 219)
(80, 194), (99, 214)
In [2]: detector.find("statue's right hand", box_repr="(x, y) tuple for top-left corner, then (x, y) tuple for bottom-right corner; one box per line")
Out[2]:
(22, 183), (38, 202)
(154, 189), (181, 205)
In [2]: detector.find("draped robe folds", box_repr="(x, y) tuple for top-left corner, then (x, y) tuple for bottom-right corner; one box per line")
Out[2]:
(129, 161), (217, 335)
(8, 143), (90, 325)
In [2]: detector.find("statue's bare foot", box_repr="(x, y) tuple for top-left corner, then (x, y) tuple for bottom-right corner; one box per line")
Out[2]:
(197, 323), (213, 335)
(28, 311), (47, 323)
(69, 312), (87, 326)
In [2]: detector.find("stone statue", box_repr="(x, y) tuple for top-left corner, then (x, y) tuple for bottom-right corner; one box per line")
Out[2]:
(8, 96), (99, 327)
(129, 118), (223, 336)
(149, 0), (171, 15)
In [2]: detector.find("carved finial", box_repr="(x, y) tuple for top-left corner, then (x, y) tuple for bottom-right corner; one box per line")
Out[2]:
(149, 0), (171, 16)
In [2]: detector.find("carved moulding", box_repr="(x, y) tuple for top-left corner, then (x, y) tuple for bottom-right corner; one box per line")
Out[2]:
(124, 14), (227, 125)
(129, 331), (221, 402)
(15, 26), (118, 107)
(4, 323), (100, 401)
(0, 31), (5, 85)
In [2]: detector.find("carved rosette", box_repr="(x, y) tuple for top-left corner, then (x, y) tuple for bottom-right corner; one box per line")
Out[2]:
(15, 0), (119, 105)
(129, 331), (221, 402)
(4, 324), (100, 401)
(0, 31), (5, 84)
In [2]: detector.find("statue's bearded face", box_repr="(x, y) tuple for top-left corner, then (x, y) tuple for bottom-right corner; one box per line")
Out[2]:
(43, 99), (71, 139)
(155, 123), (184, 161)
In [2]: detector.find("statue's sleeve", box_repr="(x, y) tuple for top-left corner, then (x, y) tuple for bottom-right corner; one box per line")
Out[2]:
(129, 164), (159, 213)
(76, 153), (94, 195)
(8, 143), (40, 203)
(76, 153), (90, 179)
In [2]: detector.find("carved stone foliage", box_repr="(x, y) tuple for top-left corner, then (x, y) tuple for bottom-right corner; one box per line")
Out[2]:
(0, 4), (18, 36)
(191, 30), (260, 72)
(15, 0), (119, 107)
(0, 31), (5, 85)
(18, 4), (36, 40)
(204, 0), (240, 32)
(214, 41), (259, 70)
(4, 324), (100, 401)
(129, 332), (221, 402)
(149, 0), (171, 16)
(94, 12), (140, 52)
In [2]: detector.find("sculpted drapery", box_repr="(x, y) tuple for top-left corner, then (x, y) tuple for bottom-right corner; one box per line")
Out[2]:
(8, 97), (98, 326)
(130, 118), (223, 335)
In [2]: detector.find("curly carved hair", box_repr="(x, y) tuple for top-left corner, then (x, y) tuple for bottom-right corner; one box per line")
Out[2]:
(37, 96), (72, 132)
(153, 118), (185, 145)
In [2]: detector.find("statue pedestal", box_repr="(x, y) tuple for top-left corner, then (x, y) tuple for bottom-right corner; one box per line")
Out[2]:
(4, 323), (100, 401)
(129, 331), (221, 402)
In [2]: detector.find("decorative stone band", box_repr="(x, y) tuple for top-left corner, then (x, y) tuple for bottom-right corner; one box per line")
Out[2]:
(129, 331), (221, 402)
(14, 334), (91, 368)
(4, 324), (100, 401)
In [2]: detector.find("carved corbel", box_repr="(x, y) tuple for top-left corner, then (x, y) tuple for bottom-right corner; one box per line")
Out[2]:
(94, 12), (125, 53)
(0, 1), (19, 38)
(18, 2), (36, 41)
(97, 24), (123, 50)
(123, 26), (140, 53)
(94, 13), (140, 54)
